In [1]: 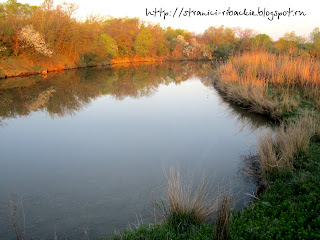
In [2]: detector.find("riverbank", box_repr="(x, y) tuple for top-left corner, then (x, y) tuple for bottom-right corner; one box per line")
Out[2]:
(230, 138), (320, 239)
(101, 52), (320, 239)
(215, 52), (320, 239)
(0, 55), (78, 79)
(0, 55), (165, 79)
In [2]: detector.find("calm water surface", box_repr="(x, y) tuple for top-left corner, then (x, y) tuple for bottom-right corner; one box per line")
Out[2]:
(0, 62), (271, 239)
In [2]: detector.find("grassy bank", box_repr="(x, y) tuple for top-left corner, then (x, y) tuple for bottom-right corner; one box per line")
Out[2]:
(0, 55), (166, 79)
(0, 55), (79, 78)
(215, 52), (320, 239)
(100, 52), (320, 239)
(231, 138), (320, 239)
(215, 52), (320, 120)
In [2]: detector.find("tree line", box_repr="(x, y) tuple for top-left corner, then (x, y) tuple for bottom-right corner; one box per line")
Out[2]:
(0, 0), (320, 65)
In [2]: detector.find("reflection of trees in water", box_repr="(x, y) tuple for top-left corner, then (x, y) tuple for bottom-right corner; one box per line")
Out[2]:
(0, 60), (273, 134)
(0, 61), (270, 133)
(0, 62), (214, 120)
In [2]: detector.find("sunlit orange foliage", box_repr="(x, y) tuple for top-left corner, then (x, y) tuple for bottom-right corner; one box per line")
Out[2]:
(103, 17), (141, 56)
(219, 52), (320, 88)
(217, 52), (320, 119)
(1, 0), (320, 72)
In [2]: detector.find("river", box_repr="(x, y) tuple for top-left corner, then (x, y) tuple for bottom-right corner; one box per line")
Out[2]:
(0, 62), (272, 239)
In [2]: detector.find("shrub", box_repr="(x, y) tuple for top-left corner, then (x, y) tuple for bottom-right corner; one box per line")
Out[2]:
(18, 25), (53, 57)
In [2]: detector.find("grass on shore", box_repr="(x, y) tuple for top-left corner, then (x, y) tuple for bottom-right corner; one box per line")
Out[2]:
(231, 139), (320, 240)
(214, 52), (320, 239)
(257, 114), (317, 174)
(104, 167), (233, 240)
(160, 166), (217, 226)
(216, 52), (320, 120)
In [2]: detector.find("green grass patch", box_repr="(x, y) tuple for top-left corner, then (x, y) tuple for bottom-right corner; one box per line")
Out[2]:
(230, 140), (320, 240)
(103, 222), (215, 240)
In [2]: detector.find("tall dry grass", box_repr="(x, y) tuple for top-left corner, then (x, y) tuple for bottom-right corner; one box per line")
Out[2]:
(216, 52), (320, 119)
(215, 195), (233, 240)
(216, 82), (285, 119)
(257, 114), (317, 174)
(157, 166), (234, 238)
(162, 166), (216, 225)
(257, 132), (279, 172)
(219, 52), (320, 87)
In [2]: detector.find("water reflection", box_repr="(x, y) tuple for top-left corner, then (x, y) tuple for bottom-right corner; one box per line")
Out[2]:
(0, 62), (271, 239)
(0, 62), (215, 121)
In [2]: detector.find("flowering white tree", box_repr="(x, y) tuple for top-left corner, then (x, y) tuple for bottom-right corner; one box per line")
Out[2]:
(0, 46), (7, 52)
(19, 25), (53, 57)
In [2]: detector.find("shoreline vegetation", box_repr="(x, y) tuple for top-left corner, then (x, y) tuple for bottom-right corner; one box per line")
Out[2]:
(1, 0), (320, 239)
(0, 55), (166, 79)
(1, 0), (320, 80)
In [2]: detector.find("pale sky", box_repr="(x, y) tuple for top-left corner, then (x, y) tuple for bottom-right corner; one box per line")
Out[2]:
(8, 0), (320, 40)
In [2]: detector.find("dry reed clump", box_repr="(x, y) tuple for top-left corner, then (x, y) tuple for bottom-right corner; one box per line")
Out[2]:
(163, 166), (216, 226)
(257, 132), (279, 173)
(219, 52), (320, 88)
(277, 114), (316, 160)
(159, 166), (234, 238)
(215, 195), (233, 240)
(257, 114), (316, 174)
(217, 52), (320, 119)
(216, 81), (278, 117)
(215, 76), (296, 121)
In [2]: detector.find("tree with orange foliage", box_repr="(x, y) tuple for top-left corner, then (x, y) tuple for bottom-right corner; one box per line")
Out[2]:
(134, 27), (154, 57)
(104, 17), (140, 57)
